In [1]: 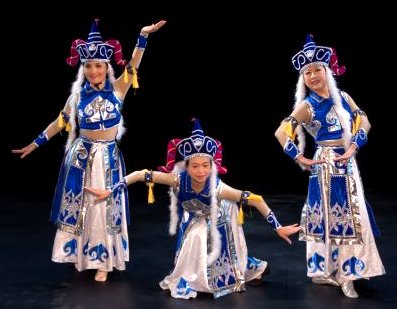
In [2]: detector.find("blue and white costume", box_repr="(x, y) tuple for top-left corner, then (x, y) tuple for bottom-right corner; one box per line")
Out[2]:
(49, 19), (137, 273)
(51, 80), (130, 272)
(282, 34), (385, 284)
(159, 170), (266, 299)
(156, 119), (271, 299)
(299, 91), (385, 281)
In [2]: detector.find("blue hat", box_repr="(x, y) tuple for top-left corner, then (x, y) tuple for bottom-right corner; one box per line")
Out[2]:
(291, 34), (333, 73)
(177, 118), (218, 160)
(158, 118), (228, 174)
(66, 19), (126, 67)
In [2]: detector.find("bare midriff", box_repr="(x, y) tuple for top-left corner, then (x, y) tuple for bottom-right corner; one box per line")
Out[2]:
(80, 127), (118, 141)
(317, 139), (345, 147)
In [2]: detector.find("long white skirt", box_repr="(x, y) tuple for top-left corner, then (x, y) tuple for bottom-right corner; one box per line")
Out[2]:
(51, 141), (129, 272)
(160, 199), (267, 299)
(302, 146), (385, 280)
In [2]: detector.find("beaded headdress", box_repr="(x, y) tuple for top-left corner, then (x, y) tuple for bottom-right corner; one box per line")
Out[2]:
(66, 19), (126, 67)
(292, 34), (345, 76)
(158, 118), (227, 174)
(292, 34), (332, 73)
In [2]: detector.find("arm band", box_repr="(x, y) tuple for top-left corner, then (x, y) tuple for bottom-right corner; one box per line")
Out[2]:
(108, 177), (127, 193)
(266, 211), (282, 230)
(353, 109), (367, 118)
(240, 191), (250, 206)
(351, 128), (368, 150)
(283, 116), (298, 140)
(136, 34), (148, 49)
(144, 170), (153, 183)
(283, 138), (301, 160)
(61, 111), (70, 123)
(33, 131), (49, 147)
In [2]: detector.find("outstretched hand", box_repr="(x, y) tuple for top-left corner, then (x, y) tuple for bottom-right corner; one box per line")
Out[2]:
(140, 20), (167, 35)
(12, 143), (37, 159)
(276, 223), (301, 245)
(84, 187), (112, 202)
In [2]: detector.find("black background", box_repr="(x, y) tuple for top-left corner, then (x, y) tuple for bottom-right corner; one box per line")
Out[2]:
(2, 1), (394, 199)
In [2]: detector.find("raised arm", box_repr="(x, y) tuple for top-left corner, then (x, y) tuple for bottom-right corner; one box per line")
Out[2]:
(114, 20), (167, 97)
(11, 95), (74, 159)
(219, 184), (301, 244)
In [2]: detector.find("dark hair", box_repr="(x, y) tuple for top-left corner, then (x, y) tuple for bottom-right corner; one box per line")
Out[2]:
(185, 157), (213, 167)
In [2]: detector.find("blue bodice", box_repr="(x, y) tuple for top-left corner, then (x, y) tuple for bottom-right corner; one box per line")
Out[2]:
(78, 80), (122, 130)
(178, 170), (215, 208)
(303, 91), (353, 142)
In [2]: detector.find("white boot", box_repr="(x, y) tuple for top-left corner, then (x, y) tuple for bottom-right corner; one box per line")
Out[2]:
(340, 280), (359, 298)
(312, 275), (339, 286)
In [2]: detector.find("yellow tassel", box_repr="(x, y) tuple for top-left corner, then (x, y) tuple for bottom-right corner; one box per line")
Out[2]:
(283, 122), (296, 140)
(57, 111), (72, 132)
(147, 182), (155, 204)
(131, 67), (139, 89)
(352, 114), (361, 134)
(123, 67), (128, 83)
(247, 192), (262, 202)
(237, 204), (244, 225)
(57, 111), (66, 129)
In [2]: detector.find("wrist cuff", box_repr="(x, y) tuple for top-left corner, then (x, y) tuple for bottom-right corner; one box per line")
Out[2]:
(34, 131), (49, 147)
(136, 34), (148, 49)
(108, 178), (127, 193)
(266, 211), (282, 230)
(283, 138), (301, 160)
(351, 128), (368, 150)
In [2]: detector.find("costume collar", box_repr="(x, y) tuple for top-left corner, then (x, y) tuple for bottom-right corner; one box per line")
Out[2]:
(309, 90), (330, 103)
(82, 79), (113, 94)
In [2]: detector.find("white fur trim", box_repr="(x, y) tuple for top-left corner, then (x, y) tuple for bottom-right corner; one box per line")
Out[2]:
(65, 65), (84, 151)
(107, 64), (116, 84)
(168, 187), (179, 235)
(294, 74), (307, 109)
(65, 95), (77, 152)
(294, 74), (308, 170)
(292, 68), (353, 166)
(116, 116), (126, 141)
(325, 67), (352, 149)
(206, 164), (221, 265)
(168, 161), (186, 235)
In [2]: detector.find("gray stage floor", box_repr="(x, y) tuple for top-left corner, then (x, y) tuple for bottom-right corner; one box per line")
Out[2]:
(1, 192), (395, 309)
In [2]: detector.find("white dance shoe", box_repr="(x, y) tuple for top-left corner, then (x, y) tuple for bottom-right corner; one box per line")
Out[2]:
(312, 275), (340, 287)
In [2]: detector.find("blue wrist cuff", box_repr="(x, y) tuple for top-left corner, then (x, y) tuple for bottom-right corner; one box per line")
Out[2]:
(351, 128), (368, 149)
(136, 34), (148, 49)
(108, 178), (127, 193)
(34, 131), (49, 147)
(266, 211), (282, 230)
(283, 138), (301, 160)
